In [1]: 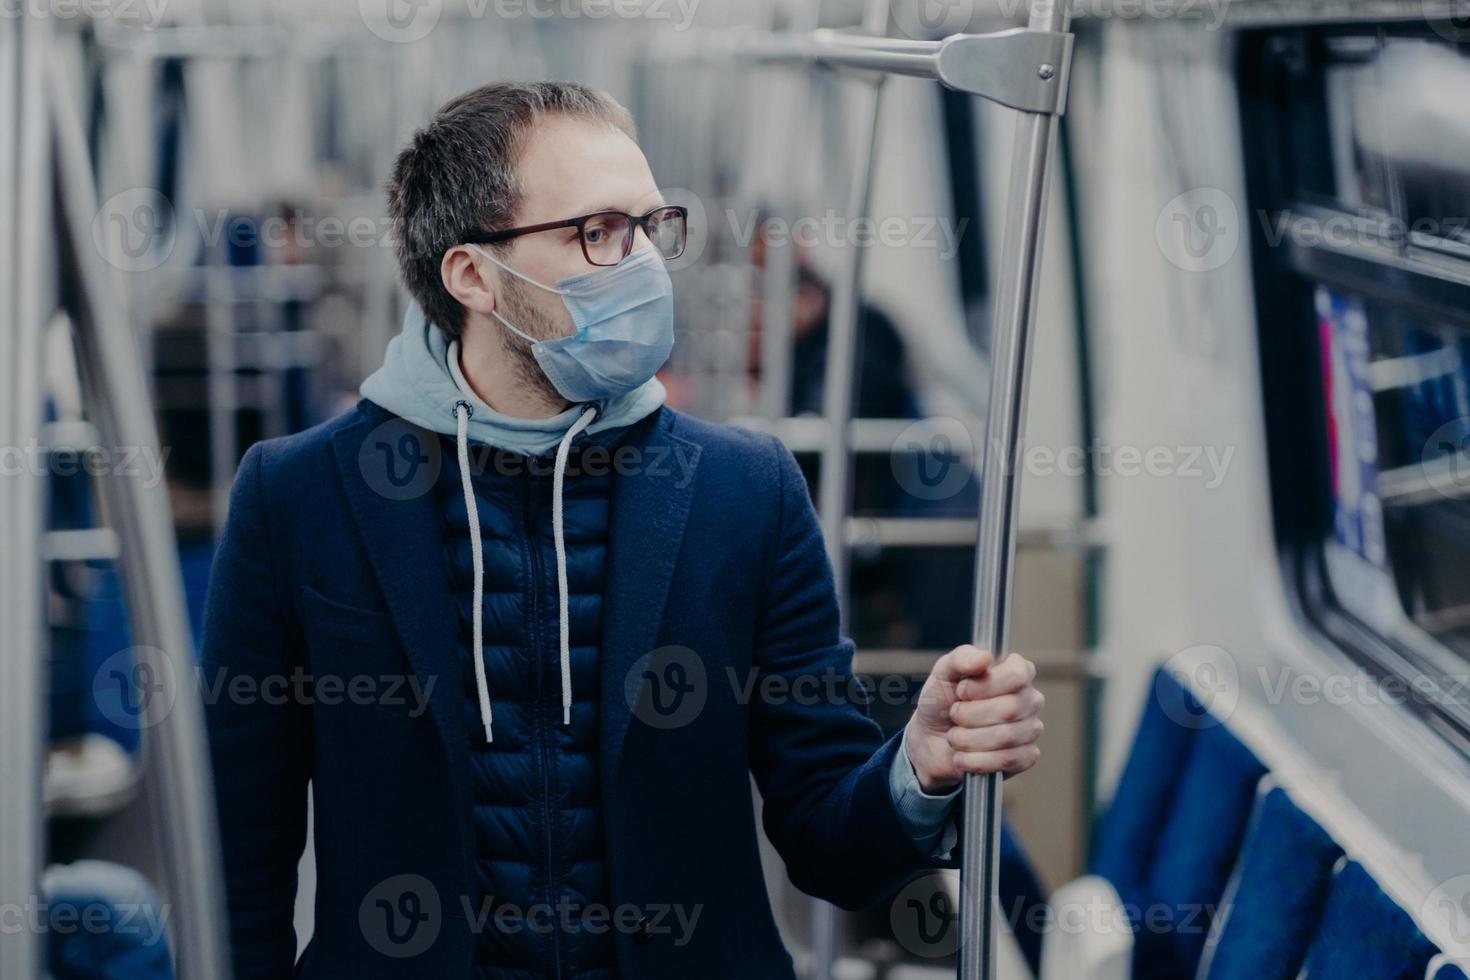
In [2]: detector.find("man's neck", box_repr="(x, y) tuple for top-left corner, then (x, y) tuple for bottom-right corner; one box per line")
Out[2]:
(458, 325), (570, 419)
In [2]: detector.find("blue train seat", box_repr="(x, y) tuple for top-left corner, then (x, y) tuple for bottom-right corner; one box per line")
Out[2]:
(1200, 786), (1343, 979)
(1089, 669), (1205, 894)
(1300, 861), (1438, 980)
(1086, 668), (1267, 979)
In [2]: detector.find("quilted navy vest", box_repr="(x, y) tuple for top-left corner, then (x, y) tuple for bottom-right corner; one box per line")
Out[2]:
(435, 435), (615, 980)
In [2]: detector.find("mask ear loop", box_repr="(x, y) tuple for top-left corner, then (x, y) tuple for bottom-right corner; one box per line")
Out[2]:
(466, 243), (566, 295)
(466, 243), (564, 346)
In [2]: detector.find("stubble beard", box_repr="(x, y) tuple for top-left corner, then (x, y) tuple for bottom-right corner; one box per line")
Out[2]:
(496, 276), (570, 408)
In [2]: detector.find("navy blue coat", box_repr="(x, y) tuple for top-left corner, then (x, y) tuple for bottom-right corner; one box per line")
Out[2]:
(201, 400), (954, 979)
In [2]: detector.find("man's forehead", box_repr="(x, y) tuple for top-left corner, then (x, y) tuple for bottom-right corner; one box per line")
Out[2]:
(513, 115), (662, 223)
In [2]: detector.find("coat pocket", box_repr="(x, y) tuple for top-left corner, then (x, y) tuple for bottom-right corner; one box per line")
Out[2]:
(299, 584), (438, 723)
(299, 583), (397, 650)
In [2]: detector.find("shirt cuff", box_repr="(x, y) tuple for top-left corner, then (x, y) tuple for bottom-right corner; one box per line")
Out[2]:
(888, 726), (962, 859)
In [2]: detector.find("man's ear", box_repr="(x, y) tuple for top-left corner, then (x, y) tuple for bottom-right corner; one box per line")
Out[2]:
(442, 245), (498, 317)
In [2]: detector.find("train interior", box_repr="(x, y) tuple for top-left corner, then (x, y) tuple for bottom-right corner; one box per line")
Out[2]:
(3, 0), (1470, 977)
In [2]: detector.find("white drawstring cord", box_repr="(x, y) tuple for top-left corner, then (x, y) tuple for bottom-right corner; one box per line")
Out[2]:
(455, 397), (597, 739)
(454, 400), (494, 743)
(553, 405), (598, 725)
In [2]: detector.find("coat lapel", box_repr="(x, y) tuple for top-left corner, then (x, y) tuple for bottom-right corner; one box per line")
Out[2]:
(331, 407), (467, 771)
(600, 408), (701, 792)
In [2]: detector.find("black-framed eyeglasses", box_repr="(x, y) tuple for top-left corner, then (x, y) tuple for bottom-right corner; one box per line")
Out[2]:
(463, 205), (688, 267)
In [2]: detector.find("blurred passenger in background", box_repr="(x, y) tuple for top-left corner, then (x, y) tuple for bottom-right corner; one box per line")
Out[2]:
(745, 222), (978, 656)
(745, 222), (918, 422)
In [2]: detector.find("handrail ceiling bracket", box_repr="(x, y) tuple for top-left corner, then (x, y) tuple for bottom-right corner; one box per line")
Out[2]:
(936, 28), (1073, 115)
(740, 26), (1074, 116)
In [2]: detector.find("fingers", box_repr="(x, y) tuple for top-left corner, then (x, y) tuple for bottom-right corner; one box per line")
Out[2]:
(934, 644), (994, 684)
(949, 687), (1045, 728)
(946, 716), (1044, 753)
(954, 654), (1036, 702)
(952, 745), (1042, 778)
(924, 649), (1044, 781)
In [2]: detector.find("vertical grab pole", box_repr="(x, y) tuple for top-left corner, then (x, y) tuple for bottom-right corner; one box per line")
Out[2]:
(810, 77), (884, 980)
(755, 0), (823, 421)
(957, 0), (1071, 977)
(0, 10), (48, 979)
(49, 57), (234, 980)
(810, 0), (890, 971)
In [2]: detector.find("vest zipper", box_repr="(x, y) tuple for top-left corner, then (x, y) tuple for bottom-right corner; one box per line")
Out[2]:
(523, 470), (563, 980)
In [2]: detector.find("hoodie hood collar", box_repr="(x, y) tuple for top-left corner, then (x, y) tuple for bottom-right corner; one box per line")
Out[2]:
(360, 300), (666, 457)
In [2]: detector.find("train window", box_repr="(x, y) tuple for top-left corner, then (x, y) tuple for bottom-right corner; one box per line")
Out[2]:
(1242, 27), (1470, 734)
(1316, 286), (1470, 656)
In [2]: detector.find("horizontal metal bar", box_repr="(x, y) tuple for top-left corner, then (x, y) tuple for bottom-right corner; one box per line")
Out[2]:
(816, 28), (946, 55)
(1379, 456), (1470, 507)
(163, 263), (328, 301)
(844, 516), (1101, 550)
(725, 27), (1073, 114)
(853, 648), (1099, 680)
(40, 528), (122, 563)
(40, 419), (101, 452)
(93, 22), (376, 61)
(1283, 206), (1470, 333)
(1368, 347), (1462, 392)
(744, 29), (942, 78)
(731, 415), (976, 454)
(152, 331), (325, 372)
(848, 516), (976, 548)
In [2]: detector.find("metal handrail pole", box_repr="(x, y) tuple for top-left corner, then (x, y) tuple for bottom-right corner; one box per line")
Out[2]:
(746, 33), (940, 77)
(808, 0), (891, 973)
(0, 11), (50, 979)
(957, 0), (1072, 977)
(755, 0), (824, 420)
(49, 57), (233, 980)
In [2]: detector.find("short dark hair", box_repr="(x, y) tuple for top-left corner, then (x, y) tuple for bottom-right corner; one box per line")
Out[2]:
(386, 81), (637, 339)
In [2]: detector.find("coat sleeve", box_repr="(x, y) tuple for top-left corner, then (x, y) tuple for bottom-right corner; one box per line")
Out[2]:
(200, 441), (312, 978)
(746, 438), (959, 913)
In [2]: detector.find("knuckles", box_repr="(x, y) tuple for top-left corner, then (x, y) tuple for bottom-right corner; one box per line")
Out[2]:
(952, 743), (1043, 776)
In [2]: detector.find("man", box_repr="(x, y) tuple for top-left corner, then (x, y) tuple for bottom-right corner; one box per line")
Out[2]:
(202, 81), (1044, 979)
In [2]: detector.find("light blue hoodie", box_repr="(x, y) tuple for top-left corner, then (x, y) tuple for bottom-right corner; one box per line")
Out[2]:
(360, 300), (666, 455)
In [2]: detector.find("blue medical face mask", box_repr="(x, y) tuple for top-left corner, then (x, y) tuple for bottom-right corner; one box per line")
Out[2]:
(470, 244), (675, 404)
